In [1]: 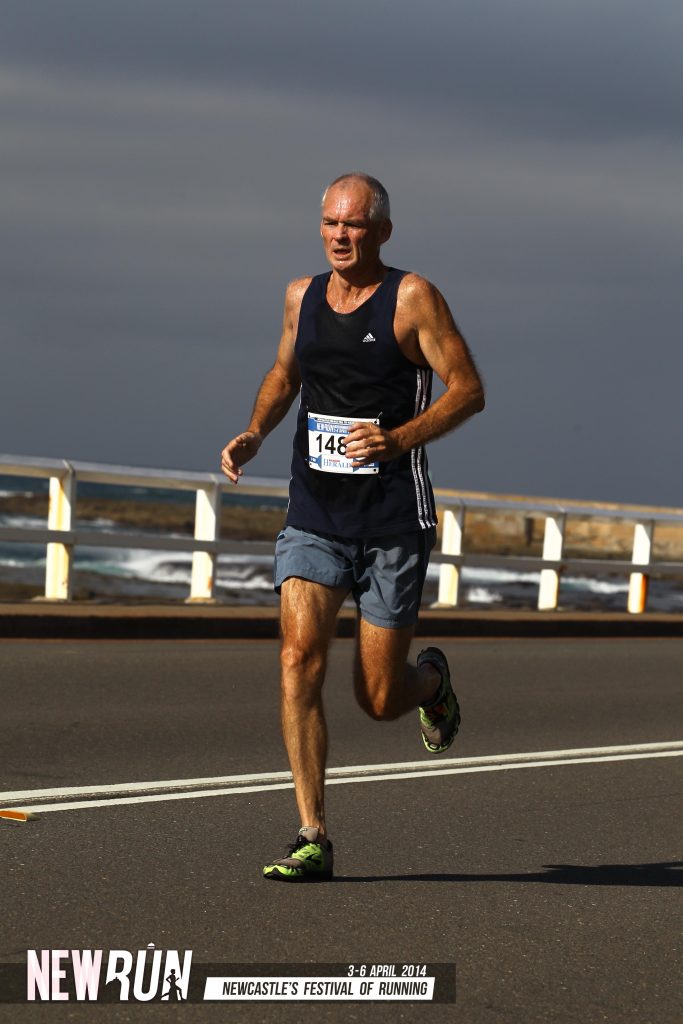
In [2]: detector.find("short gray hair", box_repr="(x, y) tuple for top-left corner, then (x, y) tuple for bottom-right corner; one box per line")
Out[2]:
(322, 173), (391, 222)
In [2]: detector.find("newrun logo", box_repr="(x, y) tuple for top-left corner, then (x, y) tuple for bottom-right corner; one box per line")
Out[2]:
(26, 947), (192, 1002)
(0, 959), (457, 1004)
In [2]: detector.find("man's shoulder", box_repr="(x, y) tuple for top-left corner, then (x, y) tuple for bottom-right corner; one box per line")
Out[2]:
(396, 272), (445, 321)
(286, 275), (313, 299)
(396, 271), (439, 304)
(284, 275), (319, 311)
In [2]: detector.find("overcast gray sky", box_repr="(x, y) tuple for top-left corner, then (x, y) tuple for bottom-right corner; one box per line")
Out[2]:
(1, 1), (681, 505)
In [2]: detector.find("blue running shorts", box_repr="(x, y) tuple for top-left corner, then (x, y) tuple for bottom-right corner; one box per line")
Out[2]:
(274, 525), (437, 629)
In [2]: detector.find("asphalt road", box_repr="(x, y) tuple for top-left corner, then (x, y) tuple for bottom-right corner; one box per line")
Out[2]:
(1, 637), (682, 1024)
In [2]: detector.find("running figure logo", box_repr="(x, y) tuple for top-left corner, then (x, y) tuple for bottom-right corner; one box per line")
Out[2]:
(161, 969), (184, 1001)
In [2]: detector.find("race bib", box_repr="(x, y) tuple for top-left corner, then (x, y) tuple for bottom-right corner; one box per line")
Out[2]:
(307, 412), (379, 475)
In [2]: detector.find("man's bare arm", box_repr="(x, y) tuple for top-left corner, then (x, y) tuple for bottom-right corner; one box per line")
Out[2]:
(344, 276), (484, 465)
(220, 279), (308, 483)
(393, 275), (485, 450)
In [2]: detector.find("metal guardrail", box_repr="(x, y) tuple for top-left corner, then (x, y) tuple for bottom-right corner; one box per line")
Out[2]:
(1, 454), (682, 612)
(434, 495), (682, 613)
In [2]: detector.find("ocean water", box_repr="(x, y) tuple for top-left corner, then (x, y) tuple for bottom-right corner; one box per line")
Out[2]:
(1, 476), (681, 612)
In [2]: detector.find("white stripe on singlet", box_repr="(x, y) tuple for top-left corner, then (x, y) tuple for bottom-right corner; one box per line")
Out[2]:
(411, 368), (431, 529)
(417, 368), (436, 525)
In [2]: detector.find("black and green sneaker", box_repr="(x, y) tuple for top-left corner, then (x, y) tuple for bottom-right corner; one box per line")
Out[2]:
(263, 827), (334, 882)
(418, 646), (461, 754)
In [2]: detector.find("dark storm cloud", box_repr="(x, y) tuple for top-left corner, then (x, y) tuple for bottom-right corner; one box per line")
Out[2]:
(1, 2), (681, 504)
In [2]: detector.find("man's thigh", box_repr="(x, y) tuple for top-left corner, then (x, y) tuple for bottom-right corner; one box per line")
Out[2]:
(275, 526), (353, 657)
(274, 526), (355, 594)
(353, 614), (417, 718)
(280, 577), (348, 655)
(353, 526), (436, 630)
(355, 614), (415, 680)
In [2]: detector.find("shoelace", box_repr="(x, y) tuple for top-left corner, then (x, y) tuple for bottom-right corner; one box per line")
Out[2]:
(287, 834), (312, 856)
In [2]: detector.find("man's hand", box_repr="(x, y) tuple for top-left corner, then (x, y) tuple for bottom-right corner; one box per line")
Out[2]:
(343, 422), (402, 466)
(220, 431), (263, 484)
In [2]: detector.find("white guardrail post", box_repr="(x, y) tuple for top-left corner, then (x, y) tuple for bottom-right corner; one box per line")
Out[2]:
(44, 464), (76, 600)
(188, 480), (221, 601)
(627, 520), (654, 614)
(537, 511), (566, 610)
(437, 505), (465, 607)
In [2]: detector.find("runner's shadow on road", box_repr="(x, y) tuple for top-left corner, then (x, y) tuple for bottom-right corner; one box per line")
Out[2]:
(336, 861), (683, 887)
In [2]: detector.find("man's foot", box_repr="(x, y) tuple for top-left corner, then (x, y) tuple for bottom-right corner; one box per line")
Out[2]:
(263, 826), (334, 882)
(418, 646), (461, 754)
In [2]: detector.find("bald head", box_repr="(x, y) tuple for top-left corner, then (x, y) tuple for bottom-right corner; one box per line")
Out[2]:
(322, 173), (391, 223)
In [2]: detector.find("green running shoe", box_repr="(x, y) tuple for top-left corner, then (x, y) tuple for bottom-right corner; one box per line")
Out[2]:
(418, 646), (461, 754)
(263, 827), (334, 882)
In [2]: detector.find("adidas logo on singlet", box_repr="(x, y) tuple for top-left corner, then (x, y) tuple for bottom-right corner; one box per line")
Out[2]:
(362, 333), (376, 343)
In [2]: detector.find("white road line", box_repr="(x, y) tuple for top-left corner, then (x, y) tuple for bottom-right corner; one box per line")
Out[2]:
(2, 741), (682, 815)
(3, 741), (681, 801)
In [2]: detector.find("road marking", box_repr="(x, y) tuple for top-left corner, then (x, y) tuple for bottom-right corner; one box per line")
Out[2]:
(2, 741), (682, 815)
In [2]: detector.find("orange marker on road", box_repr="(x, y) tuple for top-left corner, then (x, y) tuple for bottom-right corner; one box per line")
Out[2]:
(0, 810), (35, 822)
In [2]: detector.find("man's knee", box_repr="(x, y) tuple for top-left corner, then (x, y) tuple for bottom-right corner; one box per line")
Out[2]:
(280, 641), (326, 699)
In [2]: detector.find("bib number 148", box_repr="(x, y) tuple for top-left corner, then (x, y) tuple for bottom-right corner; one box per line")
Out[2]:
(307, 412), (379, 475)
(314, 433), (347, 457)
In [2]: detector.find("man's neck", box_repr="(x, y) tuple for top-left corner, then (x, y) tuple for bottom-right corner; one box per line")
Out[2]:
(327, 262), (387, 310)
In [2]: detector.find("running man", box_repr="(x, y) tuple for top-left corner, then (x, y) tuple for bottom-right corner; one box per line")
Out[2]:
(221, 173), (485, 881)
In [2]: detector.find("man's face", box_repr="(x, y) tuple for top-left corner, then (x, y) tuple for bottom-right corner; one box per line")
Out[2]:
(320, 182), (391, 275)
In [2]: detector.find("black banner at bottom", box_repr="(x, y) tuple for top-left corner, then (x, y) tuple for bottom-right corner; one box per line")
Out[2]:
(1, 960), (457, 1004)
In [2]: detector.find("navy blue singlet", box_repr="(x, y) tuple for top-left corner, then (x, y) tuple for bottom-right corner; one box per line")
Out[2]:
(286, 268), (437, 538)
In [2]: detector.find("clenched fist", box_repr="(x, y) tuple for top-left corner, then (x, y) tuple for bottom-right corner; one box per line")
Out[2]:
(343, 421), (402, 466)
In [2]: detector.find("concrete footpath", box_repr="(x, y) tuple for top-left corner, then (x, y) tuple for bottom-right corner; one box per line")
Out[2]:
(1, 601), (682, 639)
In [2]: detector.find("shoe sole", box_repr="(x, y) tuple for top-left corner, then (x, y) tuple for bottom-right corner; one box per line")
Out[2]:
(263, 870), (333, 883)
(422, 728), (458, 754)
